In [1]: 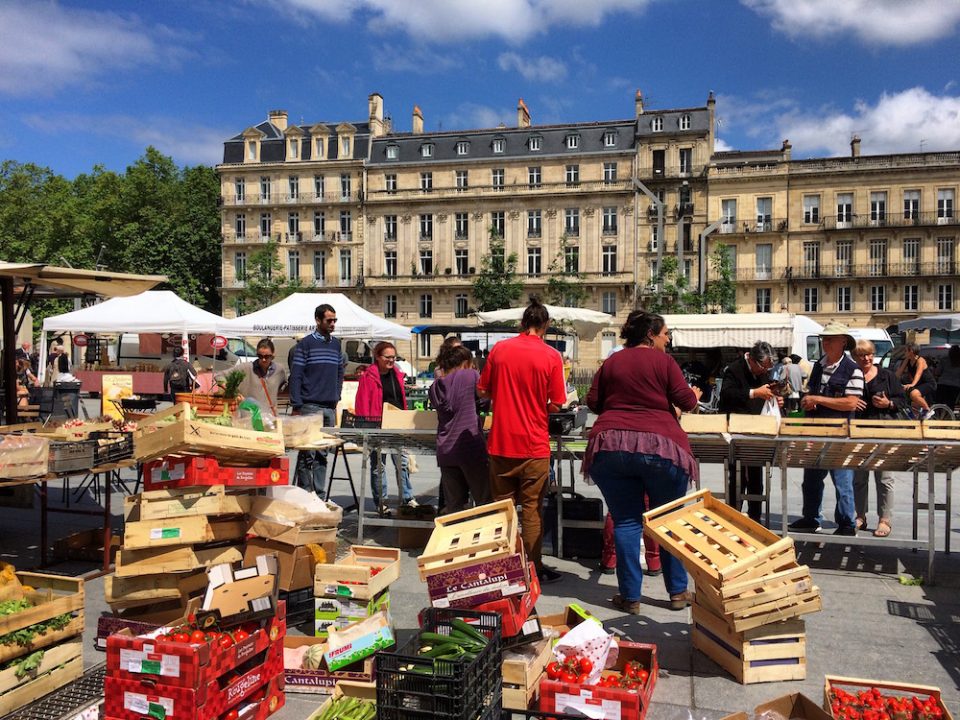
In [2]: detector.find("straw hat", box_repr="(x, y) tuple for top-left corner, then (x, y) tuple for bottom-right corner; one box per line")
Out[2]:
(819, 322), (856, 352)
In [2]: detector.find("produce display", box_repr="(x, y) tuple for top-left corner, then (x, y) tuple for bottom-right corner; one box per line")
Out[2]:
(312, 695), (376, 720)
(412, 617), (490, 666)
(829, 687), (946, 720)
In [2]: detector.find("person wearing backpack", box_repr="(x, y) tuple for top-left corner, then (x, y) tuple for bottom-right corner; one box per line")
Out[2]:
(163, 347), (198, 402)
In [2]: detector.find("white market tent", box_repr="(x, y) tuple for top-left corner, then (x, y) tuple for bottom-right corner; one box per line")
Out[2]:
(664, 312), (823, 349)
(215, 293), (412, 341)
(476, 305), (613, 340)
(39, 290), (223, 381)
(898, 314), (960, 332)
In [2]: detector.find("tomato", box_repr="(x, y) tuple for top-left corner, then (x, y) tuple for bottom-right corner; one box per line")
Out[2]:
(172, 632), (191, 644)
(576, 672), (589, 685)
(546, 662), (563, 681)
(224, 710), (239, 720)
(561, 670), (578, 684)
(190, 630), (207, 644)
(636, 669), (649, 683)
(233, 629), (250, 642)
(578, 657), (593, 674)
(218, 634), (235, 648)
(154, 634), (172, 642)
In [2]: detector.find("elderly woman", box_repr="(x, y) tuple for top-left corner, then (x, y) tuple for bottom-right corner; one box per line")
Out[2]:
(585, 310), (701, 614)
(897, 343), (936, 418)
(852, 339), (907, 537)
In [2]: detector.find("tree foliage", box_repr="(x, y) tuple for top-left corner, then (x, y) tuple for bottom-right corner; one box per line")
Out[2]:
(236, 240), (303, 314)
(471, 229), (524, 312)
(545, 240), (588, 307)
(703, 243), (737, 313)
(644, 245), (737, 315)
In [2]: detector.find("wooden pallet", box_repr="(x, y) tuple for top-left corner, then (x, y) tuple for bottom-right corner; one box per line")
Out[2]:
(779, 417), (849, 437)
(105, 570), (209, 610)
(778, 438), (930, 472)
(418, 499), (519, 580)
(122, 515), (248, 550)
(114, 544), (243, 577)
(642, 490), (796, 587)
(849, 419), (923, 439)
(823, 676), (954, 720)
(696, 567), (822, 632)
(692, 603), (806, 685)
(921, 419), (960, 440)
(134, 402), (285, 463)
(124, 484), (252, 522)
(0, 641), (84, 716)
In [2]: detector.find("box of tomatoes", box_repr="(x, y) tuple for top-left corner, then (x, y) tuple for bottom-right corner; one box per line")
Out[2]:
(539, 641), (658, 720)
(106, 601), (287, 689)
(824, 676), (953, 720)
(103, 674), (286, 720)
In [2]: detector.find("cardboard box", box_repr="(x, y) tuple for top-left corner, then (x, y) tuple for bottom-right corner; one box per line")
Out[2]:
(720, 692), (833, 720)
(142, 454), (289, 491)
(475, 562), (539, 637)
(314, 546), (400, 600)
(248, 488), (342, 545)
(282, 636), (375, 694)
(198, 555), (279, 627)
(425, 546), (529, 609)
(52, 527), (120, 564)
(244, 538), (326, 593)
(314, 591), (390, 639)
(503, 610), (544, 650)
(115, 544), (244, 578)
(307, 680), (377, 720)
(380, 404), (438, 430)
(323, 611), (394, 671)
(538, 603), (603, 636)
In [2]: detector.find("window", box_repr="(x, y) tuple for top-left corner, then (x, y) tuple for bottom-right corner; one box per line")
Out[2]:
(937, 237), (954, 273)
(837, 193), (853, 225)
(652, 149), (665, 175)
(900, 237), (919, 274)
(756, 197), (772, 231)
(564, 208), (580, 236)
(938, 189), (955, 221)
(651, 117), (663, 132)
(756, 288), (771, 313)
(384, 251), (397, 277)
(456, 141), (470, 156)
(288, 212), (300, 238)
(338, 249), (352, 285)
(603, 162), (618, 183)
(385, 174), (397, 195)
(235, 213), (246, 237)
(420, 172), (433, 193)
(384, 294), (397, 318)
(904, 285), (919, 311)
(313, 250), (326, 285)
(386, 145), (398, 160)
(721, 199), (737, 230)
(419, 214), (433, 240)
(340, 136), (351, 156)
(683, 259), (693, 279)
(904, 190), (920, 220)
(836, 240), (852, 277)
(803, 242), (820, 277)
(837, 286), (852, 312)
(527, 247), (541, 276)
(312, 211), (325, 238)
(756, 244), (772, 280)
(313, 175), (324, 198)
(528, 136), (541, 151)
(340, 174), (351, 199)
(419, 333), (432, 357)
(491, 211), (505, 237)
(723, 245), (737, 274)
(455, 294), (469, 318)
(604, 131), (617, 148)
(804, 287), (819, 313)
(940, 284), (954, 311)
(566, 134), (580, 149)
(871, 286), (886, 312)
(455, 249), (469, 275)
(870, 191), (887, 224)
(600, 291), (617, 315)
(528, 167), (541, 188)
(565, 165), (579, 186)
(259, 212), (271, 239)
(492, 138), (505, 154)
(339, 210), (352, 239)
(384, 215), (397, 241)
(491, 169), (504, 190)
(455, 212), (469, 240)
(247, 140), (257, 161)
(314, 136), (325, 159)
(650, 225), (660, 252)
(602, 246), (617, 275)
(234, 252), (246, 281)
(679, 114), (691, 130)
(869, 239), (887, 276)
(419, 294), (433, 318)
(288, 138), (299, 160)
(456, 170), (468, 191)
(420, 143), (433, 158)
(564, 246), (580, 273)
(803, 195), (820, 224)
(602, 207), (618, 234)
(527, 210), (542, 237)
(420, 249), (433, 275)
(259, 176), (270, 203)
(679, 148), (692, 175)
(288, 250), (300, 280)
(234, 178), (245, 202)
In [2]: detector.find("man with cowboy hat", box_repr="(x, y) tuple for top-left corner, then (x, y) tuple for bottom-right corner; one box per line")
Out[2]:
(789, 322), (864, 536)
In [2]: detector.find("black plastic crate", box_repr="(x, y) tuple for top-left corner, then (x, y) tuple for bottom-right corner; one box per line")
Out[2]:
(377, 607), (502, 720)
(279, 586), (313, 624)
(89, 430), (134, 466)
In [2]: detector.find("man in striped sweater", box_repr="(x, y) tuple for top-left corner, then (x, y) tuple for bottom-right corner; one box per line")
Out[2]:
(290, 304), (346, 495)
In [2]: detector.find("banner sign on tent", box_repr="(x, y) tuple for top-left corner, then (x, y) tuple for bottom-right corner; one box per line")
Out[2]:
(210, 335), (228, 350)
(72, 334), (89, 347)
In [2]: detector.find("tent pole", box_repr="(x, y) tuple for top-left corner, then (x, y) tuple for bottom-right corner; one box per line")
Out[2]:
(1, 278), (19, 423)
(181, 331), (190, 363)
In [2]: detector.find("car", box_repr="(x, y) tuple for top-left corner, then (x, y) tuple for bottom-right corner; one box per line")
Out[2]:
(879, 344), (952, 374)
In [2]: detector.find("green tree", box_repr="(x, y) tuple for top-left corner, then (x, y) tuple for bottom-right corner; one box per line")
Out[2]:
(545, 239), (588, 307)
(703, 243), (737, 313)
(471, 228), (523, 311)
(237, 240), (303, 313)
(645, 256), (702, 314)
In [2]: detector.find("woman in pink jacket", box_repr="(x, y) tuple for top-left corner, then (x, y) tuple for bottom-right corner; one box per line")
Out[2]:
(355, 341), (415, 515)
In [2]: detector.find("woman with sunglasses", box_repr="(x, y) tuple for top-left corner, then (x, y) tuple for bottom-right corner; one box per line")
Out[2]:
(223, 338), (288, 417)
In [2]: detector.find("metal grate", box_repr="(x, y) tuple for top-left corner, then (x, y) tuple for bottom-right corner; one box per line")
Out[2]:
(1, 662), (105, 720)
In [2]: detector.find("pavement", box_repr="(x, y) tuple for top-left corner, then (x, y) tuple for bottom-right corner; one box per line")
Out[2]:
(1, 408), (957, 719)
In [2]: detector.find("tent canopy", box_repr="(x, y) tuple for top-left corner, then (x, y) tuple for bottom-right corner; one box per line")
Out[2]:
(0, 262), (166, 299)
(898, 314), (960, 332)
(475, 305), (613, 340)
(215, 293), (411, 340)
(42, 290), (223, 334)
(664, 313), (822, 349)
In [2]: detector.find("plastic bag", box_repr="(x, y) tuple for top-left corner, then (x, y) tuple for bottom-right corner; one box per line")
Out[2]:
(760, 397), (781, 418)
(551, 618), (618, 688)
(232, 398), (275, 432)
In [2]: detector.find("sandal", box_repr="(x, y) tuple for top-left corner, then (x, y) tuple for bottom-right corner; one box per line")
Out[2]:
(874, 520), (892, 537)
(855, 516), (867, 531)
(611, 594), (641, 615)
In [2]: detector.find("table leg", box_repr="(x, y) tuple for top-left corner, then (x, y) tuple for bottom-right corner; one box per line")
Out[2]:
(946, 471), (952, 555)
(556, 437), (564, 560)
(912, 468), (919, 544)
(102, 472), (112, 574)
(927, 453), (936, 585)
(780, 459), (789, 537)
(357, 436), (369, 543)
(40, 480), (48, 568)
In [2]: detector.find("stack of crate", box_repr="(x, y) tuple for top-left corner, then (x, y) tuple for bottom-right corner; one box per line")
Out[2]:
(313, 546), (401, 639)
(643, 490), (822, 684)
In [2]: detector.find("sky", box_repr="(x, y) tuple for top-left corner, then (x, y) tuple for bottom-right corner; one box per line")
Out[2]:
(2, 0), (960, 178)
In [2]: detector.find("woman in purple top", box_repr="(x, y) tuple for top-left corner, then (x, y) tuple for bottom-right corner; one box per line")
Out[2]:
(428, 345), (492, 514)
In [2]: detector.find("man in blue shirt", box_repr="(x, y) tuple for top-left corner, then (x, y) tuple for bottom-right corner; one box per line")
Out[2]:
(289, 304), (346, 495)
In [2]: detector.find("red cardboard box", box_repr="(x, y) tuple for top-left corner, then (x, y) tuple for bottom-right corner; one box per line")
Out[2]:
(282, 636), (376, 695)
(539, 642), (658, 720)
(426, 544), (529, 610)
(475, 562), (540, 637)
(143, 455), (288, 491)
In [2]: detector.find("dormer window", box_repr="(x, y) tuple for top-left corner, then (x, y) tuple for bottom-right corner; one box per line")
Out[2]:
(421, 143), (434, 158)
(288, 138), (299, 160)
(651, 117), (663, 132)
(314, 137), (325, 159)
(341, 137), (351, 156)
(247, 141), (257, 161)
(528, 136), (542, 152)
(604, 131), (617, 148)
(456, 141), (470, 156)
(386, 145), (399, 160)
(566, 134), (580, 150)
(492, 138), (505, 154)
(679, 114), (691, 130)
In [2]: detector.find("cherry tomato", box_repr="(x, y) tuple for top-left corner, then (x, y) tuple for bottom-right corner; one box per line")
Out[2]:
(578, 657), (593, 674)
(218, 634), (235, 648)
(546, 662), (563, 680)
(190, 630), (207, 644)
(224, 709), (239, 720)
(172, 632), (191, 644)
(561, 670), (578, 684)
(233, 629), (250, 642)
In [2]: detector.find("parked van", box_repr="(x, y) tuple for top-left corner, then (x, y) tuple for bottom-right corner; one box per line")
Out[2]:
(847, 328), (894, 363)
(117, 333), (256, 371)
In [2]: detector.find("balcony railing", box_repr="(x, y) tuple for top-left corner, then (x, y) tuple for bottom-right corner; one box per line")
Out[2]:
(637, 164), (707, 179)
(366, 178), (632, 202)
(220, 191), (361, 206)
(704, 218), (788, 234)
(821, 212), (957, 231)
(783, 262), (955, 280)
(602, 226), (618, 236)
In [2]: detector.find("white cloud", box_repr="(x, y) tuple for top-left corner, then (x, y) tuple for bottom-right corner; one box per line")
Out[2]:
(0, 3), (193, 97)
(498, 52), (567, 82)
(24, 114), (227, 167)
(714, 137), (734, 152)
(742, 0), (960, 46)
(259, 0), (651, 42)
(372, 44), (462, 75)
(441, 103), (515, 132)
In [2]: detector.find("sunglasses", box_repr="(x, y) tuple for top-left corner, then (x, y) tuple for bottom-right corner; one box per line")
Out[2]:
(380, 355), (397, 360)
(257, 354), (274, 360)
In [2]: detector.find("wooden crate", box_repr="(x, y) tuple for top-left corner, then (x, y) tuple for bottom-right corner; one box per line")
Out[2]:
(849, 419), (923, 440)
(306, 680), (377, 720)
(921, 419), (960, 440)
(0, 641), (83, 716)
(681, 414), (729, 434)
(729, 414), (779, 435)
(779, 417), (849, 437)
(503, 637), (551, 710)
(823, 676), (954, 720)
(417, 499), (518, 580)
(122, 515), (248, 550)
(692, 603), (806, 684)
(642, 490), (796, 587)
(0, 433), (49, 479)
(123, 484), (251, 522)
(114, 544), (243, 577)
(35, 421), (114, 441)
(314, 546), (401, 600)
(696, 566), (822, 632)
(105, 571), (209, 610)
(134, 402), (285, 463)
(0, 573), (84, 663)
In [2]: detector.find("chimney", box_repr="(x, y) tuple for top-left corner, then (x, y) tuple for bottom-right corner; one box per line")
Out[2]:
(781, 139), (792, 161)
(517, 98), (531, 128)
(850, 135), (861, 158)
(635, 89), (644, 117)
(412, 105), (423, 134)
(368, 93), (384, 137)
(268, 109), (288, 132)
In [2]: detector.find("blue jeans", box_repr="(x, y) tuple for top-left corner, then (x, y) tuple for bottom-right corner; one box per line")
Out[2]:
(801, 468), (856, 529)
(589, 451), (689, 602)
(294, 405), (336, 495)
(370, 450), (413, 506)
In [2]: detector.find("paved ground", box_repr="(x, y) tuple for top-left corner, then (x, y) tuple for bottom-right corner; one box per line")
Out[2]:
(1, 408), (957, 719)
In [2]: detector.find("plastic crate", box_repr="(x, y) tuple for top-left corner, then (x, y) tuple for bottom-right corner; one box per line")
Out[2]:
(48, 440), (95, 474)
(377, 607), (502, 720)
(90, 431), (134, 466)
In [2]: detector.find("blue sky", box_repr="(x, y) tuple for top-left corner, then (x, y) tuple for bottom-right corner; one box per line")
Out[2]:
(2, 0), (960, 178)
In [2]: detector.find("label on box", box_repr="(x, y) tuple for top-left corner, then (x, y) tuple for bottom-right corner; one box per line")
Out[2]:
(124, 692), (175, 719)
(149, 527), (181, 540)
(555, 692), (621, 720)
(119, 648), (180, 678)
(151, 463), (185, 483)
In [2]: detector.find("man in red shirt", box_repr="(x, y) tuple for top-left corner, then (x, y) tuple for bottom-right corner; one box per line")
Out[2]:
(478, 299), (567, 584)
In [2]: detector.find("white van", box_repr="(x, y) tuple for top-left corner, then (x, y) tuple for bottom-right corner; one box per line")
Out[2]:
(117, 334), (256, 371)
(847, 328), (894, 364)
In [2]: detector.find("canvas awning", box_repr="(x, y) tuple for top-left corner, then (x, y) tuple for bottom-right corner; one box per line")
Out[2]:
(475, 305), (613, 340)
(898, 314), (960, 332)
(664, 313), (822, 349)
(42, 290), (222, 335)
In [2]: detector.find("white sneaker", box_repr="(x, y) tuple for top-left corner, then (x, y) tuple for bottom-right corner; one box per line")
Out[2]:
(404, 498), (419, 508)
(923, 409), (936, 420)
